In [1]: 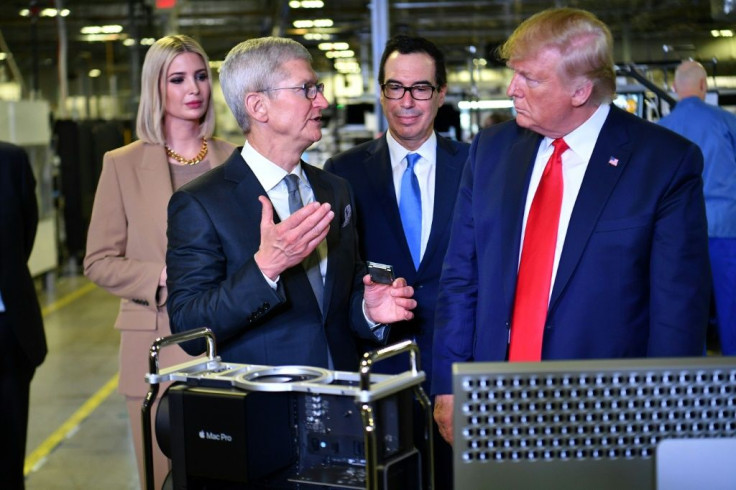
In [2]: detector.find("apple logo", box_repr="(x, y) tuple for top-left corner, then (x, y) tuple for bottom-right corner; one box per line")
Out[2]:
(199, 430), (205, 439)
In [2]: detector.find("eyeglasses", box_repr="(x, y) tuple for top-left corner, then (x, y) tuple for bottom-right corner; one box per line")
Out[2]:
(381, 83), (437, 100)
(258, 82), (325, 100)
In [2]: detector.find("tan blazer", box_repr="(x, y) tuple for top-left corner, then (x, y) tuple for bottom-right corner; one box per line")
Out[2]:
(84, 138), (236, 396)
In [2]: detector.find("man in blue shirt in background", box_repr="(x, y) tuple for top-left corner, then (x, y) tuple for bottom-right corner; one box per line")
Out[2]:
(659, 60), (736, 356)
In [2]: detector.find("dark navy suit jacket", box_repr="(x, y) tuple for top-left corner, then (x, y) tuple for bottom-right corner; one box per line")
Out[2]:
(167, 148), (377, 371)
(432, 106), (711, 395)
(0, 142), (46, 368)
(324, 133), (469, 387)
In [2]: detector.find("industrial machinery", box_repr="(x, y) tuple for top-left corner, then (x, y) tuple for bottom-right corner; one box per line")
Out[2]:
(142, 328), (433, 489)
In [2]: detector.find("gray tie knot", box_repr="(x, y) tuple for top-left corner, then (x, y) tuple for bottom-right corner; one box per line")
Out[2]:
(284, 174), (300, 192)
(284, 174), (303, 213)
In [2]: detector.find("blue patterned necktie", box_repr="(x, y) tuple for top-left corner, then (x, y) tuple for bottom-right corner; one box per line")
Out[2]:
(399, 153), (422, 269)
(284, 174), (324, 314)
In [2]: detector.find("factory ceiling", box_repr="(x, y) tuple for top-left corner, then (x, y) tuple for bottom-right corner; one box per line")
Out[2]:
(1, 0), (735, 101)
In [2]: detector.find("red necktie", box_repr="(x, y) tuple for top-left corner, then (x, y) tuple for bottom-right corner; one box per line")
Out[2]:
(509, 138), (568, 362)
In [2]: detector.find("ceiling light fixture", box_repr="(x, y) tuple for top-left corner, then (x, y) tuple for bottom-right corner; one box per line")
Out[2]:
(334, 60), (361, 73)
(289, 0), (324, 7)
(293, 19), (333, 28)
(325, 50), (355, 59)
(82, 34), (124, 42)
(178, 18), (227, 27)
(304, 33), (332, 41)
(318, 42), (349, 51)
(81, 25), (123, 35)
(122, 37), (155, 47)
(19, 8), (70, 17)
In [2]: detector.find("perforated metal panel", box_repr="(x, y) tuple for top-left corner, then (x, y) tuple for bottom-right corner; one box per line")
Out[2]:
(452, 357), (736, 490)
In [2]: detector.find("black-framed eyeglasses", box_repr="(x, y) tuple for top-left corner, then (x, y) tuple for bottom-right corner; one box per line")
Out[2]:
(258, 82), (325, 100)
(381, 82), (437, 100)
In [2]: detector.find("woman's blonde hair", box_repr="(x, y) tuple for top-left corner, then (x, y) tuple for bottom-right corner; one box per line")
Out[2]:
(136, 34), (215, 144)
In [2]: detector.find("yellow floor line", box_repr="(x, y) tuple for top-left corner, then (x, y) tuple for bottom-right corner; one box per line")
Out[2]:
(24, 373), (119, 475)
(41, 281), (98, 316)
(26, 281), (119, 476)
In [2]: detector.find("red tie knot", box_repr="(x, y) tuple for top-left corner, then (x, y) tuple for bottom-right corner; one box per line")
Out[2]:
(552, 138), (569, 155)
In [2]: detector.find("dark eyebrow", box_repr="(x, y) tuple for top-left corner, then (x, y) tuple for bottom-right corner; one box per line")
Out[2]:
(385, 78), (434, 86)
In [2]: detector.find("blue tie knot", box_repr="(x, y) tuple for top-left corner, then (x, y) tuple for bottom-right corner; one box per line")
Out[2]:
(406, 152), (421, 170)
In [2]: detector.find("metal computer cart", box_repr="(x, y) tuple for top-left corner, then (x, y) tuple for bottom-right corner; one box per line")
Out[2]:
(142, 328), (434, 490)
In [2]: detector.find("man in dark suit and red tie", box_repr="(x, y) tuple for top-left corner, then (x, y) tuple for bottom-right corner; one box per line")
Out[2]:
(432, 7), (711, 444)
(324, 35), (469, 488)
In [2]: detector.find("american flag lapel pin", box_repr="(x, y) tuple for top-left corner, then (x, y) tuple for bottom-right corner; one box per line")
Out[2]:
(608, 156), (619, 167)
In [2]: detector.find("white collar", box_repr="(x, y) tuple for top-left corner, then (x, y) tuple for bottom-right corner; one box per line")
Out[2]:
(385, 130), (438, 169)
(242, 141), (306, 192)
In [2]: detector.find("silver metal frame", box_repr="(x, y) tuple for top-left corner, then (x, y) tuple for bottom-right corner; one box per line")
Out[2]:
(142, 329), (433, 490)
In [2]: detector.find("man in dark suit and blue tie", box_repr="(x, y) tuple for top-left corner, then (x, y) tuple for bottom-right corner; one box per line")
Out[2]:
(0, 141), (47, 489)
(325, 35), (469, 489)
(166, 37), (416, 370)
(432, 7), (711, 445)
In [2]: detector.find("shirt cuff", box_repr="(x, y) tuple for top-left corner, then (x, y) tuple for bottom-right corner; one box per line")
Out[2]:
(256, 255), (279, 289)
(362, 299), (388, 341)
(262, 271), (279, 290)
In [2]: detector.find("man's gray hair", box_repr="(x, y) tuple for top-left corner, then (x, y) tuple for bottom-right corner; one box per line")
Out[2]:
(219, 37), (312, 134)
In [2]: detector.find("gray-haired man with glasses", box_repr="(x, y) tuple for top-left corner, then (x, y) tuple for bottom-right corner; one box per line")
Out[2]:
(324, 34), (469, 489)
(167, 36), (416, 372)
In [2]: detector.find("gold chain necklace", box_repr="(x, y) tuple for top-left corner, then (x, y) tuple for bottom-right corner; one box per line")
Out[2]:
(165, 138), (208, 165)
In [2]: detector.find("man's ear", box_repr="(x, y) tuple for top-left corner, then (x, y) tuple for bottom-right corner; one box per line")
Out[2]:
(245, 92), (268, 123)
(571, 78), (594, 107)
(699, 77), (707, 94)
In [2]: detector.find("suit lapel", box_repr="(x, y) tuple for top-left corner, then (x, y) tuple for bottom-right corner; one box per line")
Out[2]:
(422, 135), (466, 273)
(502, 130), (544, 307)
(140, 143), (174, 257)
(367, 137), (407, 236)
(549, 107), (632, 309)
(303, 164), (334, 316)
(146, 140), (237, 250)
(225, 150), (271, 231)
(362, 137), (420, 270)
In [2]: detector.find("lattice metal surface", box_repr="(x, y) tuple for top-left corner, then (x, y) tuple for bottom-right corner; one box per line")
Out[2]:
(456, 362), (736, 464)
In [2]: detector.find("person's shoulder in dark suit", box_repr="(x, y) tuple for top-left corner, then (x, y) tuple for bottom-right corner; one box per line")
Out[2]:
(323, 137), (382, 172)
(0, 140), (29, 160)
(611, 105), (704, 166)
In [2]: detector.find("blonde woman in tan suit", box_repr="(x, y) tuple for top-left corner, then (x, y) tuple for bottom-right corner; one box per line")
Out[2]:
(84, 34), (235, 489)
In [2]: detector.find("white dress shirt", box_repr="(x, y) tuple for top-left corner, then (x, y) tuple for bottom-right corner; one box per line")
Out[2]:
(241, 142), (328, 287)
(241, 142), (384, 349)
(520, 104), (610, 298)
(386, 130), (437, 262)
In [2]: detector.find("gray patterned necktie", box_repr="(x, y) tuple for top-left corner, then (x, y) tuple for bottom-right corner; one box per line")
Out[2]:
(284, 174), (324, 314)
